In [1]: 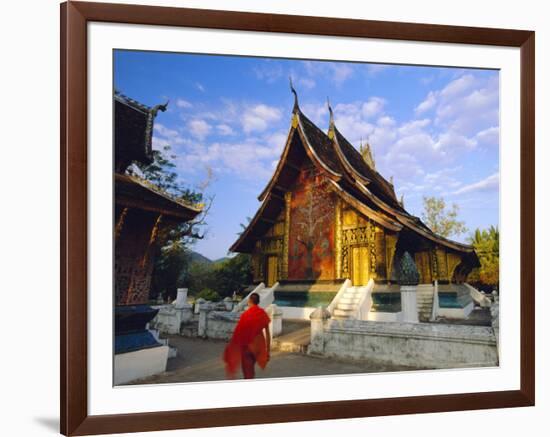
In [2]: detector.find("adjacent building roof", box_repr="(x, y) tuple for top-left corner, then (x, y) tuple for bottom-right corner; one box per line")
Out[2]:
(231, 97), (475, 255)
(114, 91), (168, 173)
(114, 92), (202, 222)
(115, 174), (202, 221)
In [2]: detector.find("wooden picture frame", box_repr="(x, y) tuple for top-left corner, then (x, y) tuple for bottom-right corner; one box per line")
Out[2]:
(60, 1), (535, 435)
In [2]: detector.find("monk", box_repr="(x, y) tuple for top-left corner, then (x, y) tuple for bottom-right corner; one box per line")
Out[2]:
(223, 292), (271, 379)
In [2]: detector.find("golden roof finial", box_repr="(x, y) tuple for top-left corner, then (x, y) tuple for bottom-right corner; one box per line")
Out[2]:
(289, 76), (299, 112)
(327, 97), (335, 139)
(360, 136), (376, 169)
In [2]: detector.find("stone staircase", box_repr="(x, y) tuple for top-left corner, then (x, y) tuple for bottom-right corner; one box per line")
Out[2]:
(271, 320), (310, 354)
(332, 286), (368, 319)
(417, 284), (435, 322)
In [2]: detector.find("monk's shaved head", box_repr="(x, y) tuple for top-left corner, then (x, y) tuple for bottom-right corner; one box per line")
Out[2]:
(249, 293), (260, 305)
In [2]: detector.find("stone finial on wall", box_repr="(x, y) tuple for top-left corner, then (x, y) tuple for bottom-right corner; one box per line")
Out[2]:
(398, 251), (420, 286)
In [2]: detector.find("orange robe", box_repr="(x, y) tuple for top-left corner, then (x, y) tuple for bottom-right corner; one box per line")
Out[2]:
(223, 304), (271, 378)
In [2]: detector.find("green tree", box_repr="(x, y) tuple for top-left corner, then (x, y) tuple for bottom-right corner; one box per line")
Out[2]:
(212, 254), (252, 298)
(130, 145), (212, 244)
(468, 226), (499, 289)
(421, 196), (467, 238)
(127, 144), (214, 301)
(150, 241), (191, 302)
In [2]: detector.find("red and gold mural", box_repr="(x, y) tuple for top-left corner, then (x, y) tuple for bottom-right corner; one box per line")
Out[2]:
(288, 166), (335, 280)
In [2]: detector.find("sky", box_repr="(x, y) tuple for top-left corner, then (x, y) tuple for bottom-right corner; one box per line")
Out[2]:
(114, 50), (500, 260)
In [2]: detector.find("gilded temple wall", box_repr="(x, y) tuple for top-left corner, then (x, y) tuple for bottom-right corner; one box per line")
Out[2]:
(250, 169), (470, 285)
(287, 167), (335, 281)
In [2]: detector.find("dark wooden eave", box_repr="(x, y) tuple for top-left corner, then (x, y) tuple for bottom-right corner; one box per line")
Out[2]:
(229, 192), (285, 253)
(115, 173), (202, 221)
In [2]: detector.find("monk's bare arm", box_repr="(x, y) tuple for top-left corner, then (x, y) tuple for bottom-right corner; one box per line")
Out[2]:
(264, 325), (271, 357)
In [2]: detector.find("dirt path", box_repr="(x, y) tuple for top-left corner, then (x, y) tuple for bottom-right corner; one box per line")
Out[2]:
(130, 335), (419, 385)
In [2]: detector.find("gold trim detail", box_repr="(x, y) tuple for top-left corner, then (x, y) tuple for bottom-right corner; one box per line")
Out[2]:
(281, 192), (291, 280)
(385, 233), (398, 281)
(335, 198), (342, 278)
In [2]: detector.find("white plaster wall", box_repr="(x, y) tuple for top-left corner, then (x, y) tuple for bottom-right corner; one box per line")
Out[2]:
(317, 320), (498, 368)
(280, 306), (317, 320)
(114, 346), (169, 385)
(367, 311), (404, 322)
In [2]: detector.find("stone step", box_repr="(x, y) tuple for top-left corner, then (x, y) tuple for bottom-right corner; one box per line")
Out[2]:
(338, 299), (359, 306)
(339, 297), (361, 303)
(337, 303), (356, 310)
(333, 308), (354, 317)
(271, 327), (310, 354)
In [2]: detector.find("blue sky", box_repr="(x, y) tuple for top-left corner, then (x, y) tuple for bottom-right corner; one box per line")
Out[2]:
(115, 50), (499, 260)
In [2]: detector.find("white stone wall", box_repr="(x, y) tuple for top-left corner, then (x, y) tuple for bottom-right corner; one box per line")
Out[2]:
(310, 319), (498, 369)
(114, 345), (169, 385)
(203, 311), (241, 340)
(201, 306), (283, 340)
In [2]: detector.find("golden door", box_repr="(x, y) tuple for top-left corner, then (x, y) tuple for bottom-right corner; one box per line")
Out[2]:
(266, 255), (278, 287)
(351, 245), (370, 286)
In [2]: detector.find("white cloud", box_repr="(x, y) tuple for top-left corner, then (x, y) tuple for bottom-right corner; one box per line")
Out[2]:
(153, 123), (187, 147)
(297, 77), (316, 90)
(254, 62), (284, 83)
(176, 98), (192, 109)
(216, 124), (234, 136)
(440, 74), (476, 99)
(188, 119), (211, 140)
(302, 61), (354, 86)
(361, 97), (386, 118)
(475, 126), (499, 146)
(331, 64), (354, 84)
(415, 91), (437, 114)
(241, 104), (282, 133)
(196, 82), (205, 92)
(175, 132), (285, 182)
(452, 173), (499, 195)
(366, 64), (390, 76)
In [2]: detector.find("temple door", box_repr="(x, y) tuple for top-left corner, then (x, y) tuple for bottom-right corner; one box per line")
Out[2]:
(266, 255), (278, 287)
(351, 245), (370, 286)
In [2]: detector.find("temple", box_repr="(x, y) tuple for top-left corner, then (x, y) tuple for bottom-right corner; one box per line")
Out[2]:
(231, 87), (480, 320)
(114, 91), (202, 384)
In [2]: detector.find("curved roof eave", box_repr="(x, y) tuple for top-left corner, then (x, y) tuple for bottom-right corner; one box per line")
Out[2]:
(352, 180), (474, 253)
(258, 112), (342, 202)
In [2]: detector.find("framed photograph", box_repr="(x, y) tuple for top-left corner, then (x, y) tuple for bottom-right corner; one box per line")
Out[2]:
(61, 1), (535, 435)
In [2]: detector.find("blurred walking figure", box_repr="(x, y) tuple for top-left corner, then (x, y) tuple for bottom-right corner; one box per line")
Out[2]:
(223, 293), (271, 379)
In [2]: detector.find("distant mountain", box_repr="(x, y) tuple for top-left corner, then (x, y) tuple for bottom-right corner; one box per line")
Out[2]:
(212, 257), (230, 265)
(187, 251), (233, 266)
(187, 251), (213, 265)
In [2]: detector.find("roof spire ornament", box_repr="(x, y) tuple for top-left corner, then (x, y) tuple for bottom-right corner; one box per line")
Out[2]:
(327, 97), (335, 139)
(289, 76), (299, 112)
(360, 136), (376, 170)
(400, 193), (405, 208)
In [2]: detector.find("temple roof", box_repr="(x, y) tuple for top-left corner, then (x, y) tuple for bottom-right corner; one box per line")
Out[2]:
(114, 91), (168, 173)
(114, 92), (202, 221)
(332, 127), (401, 210)
(231, 96), (475, 255)
(115, 174), (202, 221)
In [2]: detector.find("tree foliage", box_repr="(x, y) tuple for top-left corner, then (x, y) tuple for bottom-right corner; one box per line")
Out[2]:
(129, 145), (212, 244)
(186, 254), (252, 300)
(421, 196), (467, 238)
(127, 144), (215, 301)
(468, 226), (499, 290)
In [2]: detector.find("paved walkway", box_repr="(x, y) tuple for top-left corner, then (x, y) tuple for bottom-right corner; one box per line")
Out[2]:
(131, 335), (419, 385)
